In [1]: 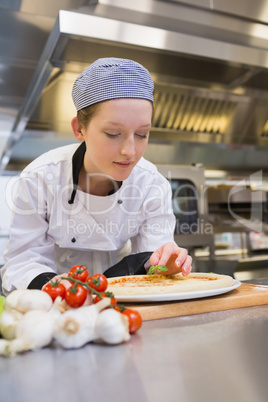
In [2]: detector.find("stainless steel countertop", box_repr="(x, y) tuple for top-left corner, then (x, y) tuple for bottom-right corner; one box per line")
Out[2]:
(1, 280), (268, 402)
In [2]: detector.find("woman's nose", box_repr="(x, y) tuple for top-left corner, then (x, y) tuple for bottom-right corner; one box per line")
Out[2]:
(120, 136), (135, 158)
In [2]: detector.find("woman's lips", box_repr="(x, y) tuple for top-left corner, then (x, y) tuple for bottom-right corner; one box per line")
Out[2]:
(114, 161), (133, 168)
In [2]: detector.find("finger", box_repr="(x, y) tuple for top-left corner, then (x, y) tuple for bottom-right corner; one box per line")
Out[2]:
(60, 279), (72, 290)
(156, 247), (176, 266)
(149, 249), (162, 266)
(82, 292), (92, 306)
(150, 242), (179, 266)
(175, 248), (188, 268)
(180, 255), (192, 276)
(45, 275), (71, 290)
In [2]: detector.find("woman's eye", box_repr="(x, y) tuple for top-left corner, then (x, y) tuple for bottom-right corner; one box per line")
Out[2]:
(135, 133), (148, 139)
(105, 132), (120, 138)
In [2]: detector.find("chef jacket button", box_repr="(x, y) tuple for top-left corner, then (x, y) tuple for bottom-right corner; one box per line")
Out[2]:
(71, 237), (76, 243)
(117, 199), (123, 204)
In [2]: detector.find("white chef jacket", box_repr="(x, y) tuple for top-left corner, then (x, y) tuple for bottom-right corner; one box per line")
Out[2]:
(1, 142), (176, 295)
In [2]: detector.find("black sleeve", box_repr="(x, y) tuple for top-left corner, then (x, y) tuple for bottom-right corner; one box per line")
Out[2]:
(27, 272), (57, 289)
(103, 252), (152, 278)
(27, 251), (152, 289)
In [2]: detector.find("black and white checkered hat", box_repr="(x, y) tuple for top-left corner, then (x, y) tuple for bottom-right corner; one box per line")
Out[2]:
(72, 57), (154, 111)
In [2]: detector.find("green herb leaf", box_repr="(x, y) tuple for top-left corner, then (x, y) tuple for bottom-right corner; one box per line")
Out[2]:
(148, 265), (168, 275)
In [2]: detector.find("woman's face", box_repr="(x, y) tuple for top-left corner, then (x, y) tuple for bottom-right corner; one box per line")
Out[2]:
(81, 98), (152, 181)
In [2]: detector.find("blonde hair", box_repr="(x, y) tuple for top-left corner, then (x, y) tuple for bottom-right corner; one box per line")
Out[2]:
(76, 103), (101, 129)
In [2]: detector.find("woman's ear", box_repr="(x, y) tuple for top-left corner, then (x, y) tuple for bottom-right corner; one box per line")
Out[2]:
(71, 117), (84, 141)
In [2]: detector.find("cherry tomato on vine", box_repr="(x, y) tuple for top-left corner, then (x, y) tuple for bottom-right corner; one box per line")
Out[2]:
(65, 284), (87, 308)
(87, 274), (108, 292)
(43, 281), (66, 302)
(113, 305), (123, 313)
(93, 292), (117, 306)
(68, 265), (89, 282)
(122, 308), (142, 334)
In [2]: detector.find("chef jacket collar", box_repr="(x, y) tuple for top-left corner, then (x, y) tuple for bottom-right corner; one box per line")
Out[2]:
(68, 141), (86, 204)
(68, 141), (122, 204)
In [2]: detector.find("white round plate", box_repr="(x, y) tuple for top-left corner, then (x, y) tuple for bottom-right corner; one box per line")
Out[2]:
(115, 279), (241, 303)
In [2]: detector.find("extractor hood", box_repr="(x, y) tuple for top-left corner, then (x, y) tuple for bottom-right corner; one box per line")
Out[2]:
(1, 0), (268, 172)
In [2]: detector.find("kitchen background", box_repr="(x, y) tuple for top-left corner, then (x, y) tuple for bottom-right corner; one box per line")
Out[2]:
(1, 0), (268, 282)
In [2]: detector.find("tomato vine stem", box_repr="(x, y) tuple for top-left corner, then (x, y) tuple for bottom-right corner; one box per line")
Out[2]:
(61, 275), (103, 297)
(61, 275), (117, 309)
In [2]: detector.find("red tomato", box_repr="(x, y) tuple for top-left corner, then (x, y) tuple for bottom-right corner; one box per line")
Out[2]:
(43, 281), (66, 302)
(122, 308), (142, 334)
(113, 305), (123, 313)
(87, 274), (108, 292)
(68, 265), (89, 282)
(65, 284), (87, 308)
(93, 291), (117, 306)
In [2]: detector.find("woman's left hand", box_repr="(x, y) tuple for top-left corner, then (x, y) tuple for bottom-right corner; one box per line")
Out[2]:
(149, 242), (192, 276)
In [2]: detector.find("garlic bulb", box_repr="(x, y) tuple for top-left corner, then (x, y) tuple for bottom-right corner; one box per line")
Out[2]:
(0, 297), (62, 357)
(54, 297), (111, 349)
(0, 310), (55, 357)
(0, 339), (11, 356)
(14, 309), (55, 351)
(5, 289), (53, 313)
(0, 338), (35, 357)
(48, 296), (62, 321)
(94, 309), (130, 345)
(4, 289), (27, 311)
(0, 309), (23, 339)
(0, 339), (25, 357)
(17, 290), (52, 313)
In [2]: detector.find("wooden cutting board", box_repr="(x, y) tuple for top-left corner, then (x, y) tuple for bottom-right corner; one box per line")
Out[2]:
(125, 283), (268, 321)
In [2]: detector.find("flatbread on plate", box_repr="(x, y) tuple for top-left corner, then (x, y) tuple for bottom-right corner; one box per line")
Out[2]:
(107, 272), (234, 296)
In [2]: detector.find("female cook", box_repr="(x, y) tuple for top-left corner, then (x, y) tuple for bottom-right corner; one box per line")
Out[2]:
(1, 58), (192, 295)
